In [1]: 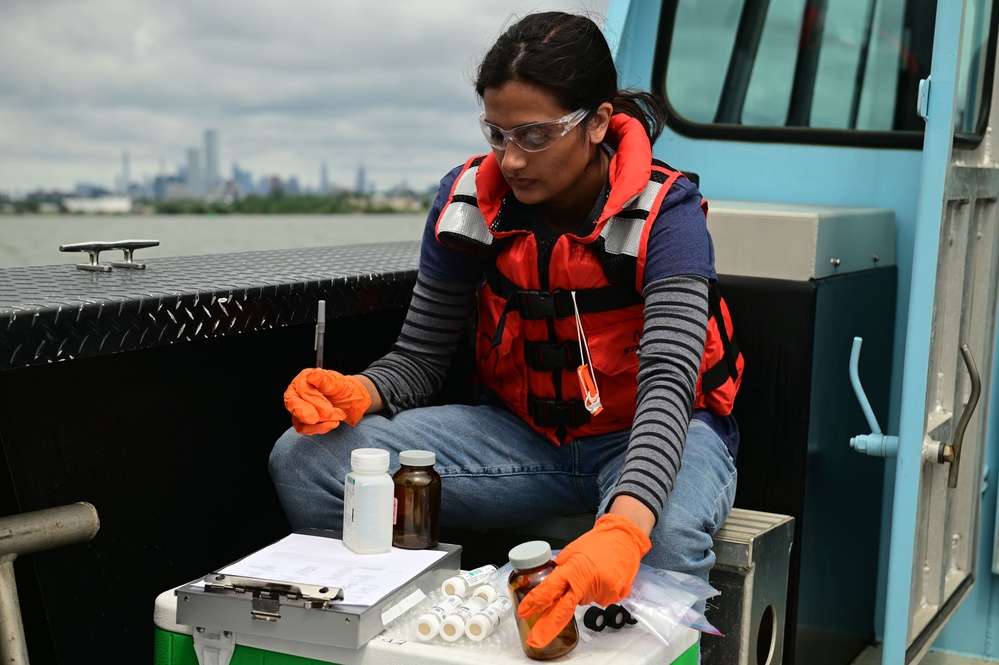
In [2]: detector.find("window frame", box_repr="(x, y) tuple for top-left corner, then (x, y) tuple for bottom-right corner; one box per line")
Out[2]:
(651, 0), (997, 150)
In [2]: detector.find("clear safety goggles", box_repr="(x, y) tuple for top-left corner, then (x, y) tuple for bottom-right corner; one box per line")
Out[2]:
(478, 108), (589, 153)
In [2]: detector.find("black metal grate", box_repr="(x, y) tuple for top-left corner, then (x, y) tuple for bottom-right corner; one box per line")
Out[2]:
(0, 242), (421, 370)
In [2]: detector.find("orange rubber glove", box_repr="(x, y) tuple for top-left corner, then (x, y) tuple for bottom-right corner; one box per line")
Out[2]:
(283, 368), (372, 435)
(516, 513), (652, 648)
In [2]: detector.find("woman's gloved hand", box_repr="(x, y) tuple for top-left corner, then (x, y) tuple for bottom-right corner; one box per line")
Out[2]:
(516, 513), (652, 648)
(283, 368), (372, 435)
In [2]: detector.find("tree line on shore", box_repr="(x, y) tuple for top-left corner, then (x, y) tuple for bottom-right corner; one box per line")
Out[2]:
(154, 192), (430, 215)
(2, 191), (433, 215)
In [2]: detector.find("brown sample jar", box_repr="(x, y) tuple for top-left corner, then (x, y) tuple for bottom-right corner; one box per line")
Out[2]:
(392, 450), (441, 549)
(508, 540), (579, 660)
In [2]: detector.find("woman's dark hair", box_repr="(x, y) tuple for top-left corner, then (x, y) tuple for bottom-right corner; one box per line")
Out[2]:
(475, 11), (668, 144)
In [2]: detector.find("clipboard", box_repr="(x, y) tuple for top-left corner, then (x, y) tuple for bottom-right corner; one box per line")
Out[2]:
(174, 529), (462, 649)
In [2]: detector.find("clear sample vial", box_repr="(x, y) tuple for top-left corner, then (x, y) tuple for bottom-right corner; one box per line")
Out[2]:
(439, 595), (490, 642)
(508, 540), (579, 660)
(414, 594), (464, 641)
(441, 564), (498, 597)
(392, 450), (442, 549)
(466, 596), (513, 641)
(342, 448), (394, 554)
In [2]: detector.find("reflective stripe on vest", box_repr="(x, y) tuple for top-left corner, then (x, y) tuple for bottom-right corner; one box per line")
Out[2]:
(599, 178), (665, 257)
(437, 160), (494, 248)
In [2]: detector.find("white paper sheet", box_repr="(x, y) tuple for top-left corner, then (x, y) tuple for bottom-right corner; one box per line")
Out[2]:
(218, 533), (449, 607)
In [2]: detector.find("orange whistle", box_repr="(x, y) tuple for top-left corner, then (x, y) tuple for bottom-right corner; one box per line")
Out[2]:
(577, 364), (603, 416)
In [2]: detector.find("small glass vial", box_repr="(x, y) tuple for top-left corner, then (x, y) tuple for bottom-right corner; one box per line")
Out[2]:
(392, 450), (441, 549)
(508, 541), (579, 660)
(343, 448), (394, 554)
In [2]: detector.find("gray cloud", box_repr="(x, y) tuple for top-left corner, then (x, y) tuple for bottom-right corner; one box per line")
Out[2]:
(0, 0), (609, 193)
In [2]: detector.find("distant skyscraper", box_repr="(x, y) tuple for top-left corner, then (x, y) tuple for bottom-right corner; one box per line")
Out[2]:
(355, 163), (366, 195)
(232, 163), (255, 196)
(204, 129), (219, 195)
(320, 162), (329, 194)
(187, 148), (203, 197)
(121, 150), (130, 195)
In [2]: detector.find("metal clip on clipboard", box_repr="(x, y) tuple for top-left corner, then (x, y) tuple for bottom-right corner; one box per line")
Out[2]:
(203, 573), (344, 622)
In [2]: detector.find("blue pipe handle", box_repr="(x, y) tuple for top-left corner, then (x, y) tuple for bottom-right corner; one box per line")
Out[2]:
(849, 337), (899, 457)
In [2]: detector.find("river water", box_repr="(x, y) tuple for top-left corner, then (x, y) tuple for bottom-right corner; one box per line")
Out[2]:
(0, 213), (428, 268)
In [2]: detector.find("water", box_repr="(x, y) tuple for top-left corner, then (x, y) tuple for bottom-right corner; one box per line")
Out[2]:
(0, 213), (428, 268)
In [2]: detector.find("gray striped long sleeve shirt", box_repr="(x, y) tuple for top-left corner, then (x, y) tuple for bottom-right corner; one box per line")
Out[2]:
(362, 271), (708, 522)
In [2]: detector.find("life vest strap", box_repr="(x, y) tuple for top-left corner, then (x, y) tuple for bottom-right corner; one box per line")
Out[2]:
(488, 270), (643, 317)
(527, 394), (591, 428)
(487, 270), (644, 347)
(700, 344), (739, 393)
(701, 284), (741, 393)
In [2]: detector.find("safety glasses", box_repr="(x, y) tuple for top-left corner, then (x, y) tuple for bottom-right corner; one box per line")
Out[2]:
(478, 108), (589, 153)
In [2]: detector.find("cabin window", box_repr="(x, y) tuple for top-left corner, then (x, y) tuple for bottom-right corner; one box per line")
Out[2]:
(656, 0), (995, 146)
(956, 0), (995, 136)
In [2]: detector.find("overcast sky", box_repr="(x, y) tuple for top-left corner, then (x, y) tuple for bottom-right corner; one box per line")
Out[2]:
(1, 0), (610, 195)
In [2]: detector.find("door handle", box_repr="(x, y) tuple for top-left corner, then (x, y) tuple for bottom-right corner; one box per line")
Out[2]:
(941, 344), (981, 488)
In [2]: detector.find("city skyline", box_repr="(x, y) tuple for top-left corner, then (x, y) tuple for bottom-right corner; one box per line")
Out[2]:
(0, 0), (610, 195)
(4, 125), (427, 200)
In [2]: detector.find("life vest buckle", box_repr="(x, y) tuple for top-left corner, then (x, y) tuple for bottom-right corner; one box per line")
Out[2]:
(524, 340), (584, 371)
(514, 290), (574, 320)
(527, 395), (591, 428)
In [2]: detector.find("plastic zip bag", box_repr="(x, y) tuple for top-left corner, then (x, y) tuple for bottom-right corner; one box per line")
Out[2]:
(618, 564), (722, 646)
(469, 556), (721, 648)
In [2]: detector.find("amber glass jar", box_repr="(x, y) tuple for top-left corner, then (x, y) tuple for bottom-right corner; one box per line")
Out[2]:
(392, 450), (441, 549)
(508, 541), (579, 660)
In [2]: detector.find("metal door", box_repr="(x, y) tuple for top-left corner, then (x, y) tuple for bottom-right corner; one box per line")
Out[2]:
(881, 1), (999, 662)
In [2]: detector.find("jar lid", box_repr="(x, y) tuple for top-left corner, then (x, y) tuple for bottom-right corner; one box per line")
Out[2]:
(351, 448), (390, 473)
(399, 450), (436, 466)
(508, 540), (552, 570)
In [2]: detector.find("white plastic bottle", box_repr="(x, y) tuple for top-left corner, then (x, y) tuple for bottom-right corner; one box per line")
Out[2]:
(439, 595), (490, 642)
(473, 584), (498, 603)
(415, 594), (465, 640)
(342, 448), (394, 554)
(440, 564), (499, 597)
(466, 596), (513, 641)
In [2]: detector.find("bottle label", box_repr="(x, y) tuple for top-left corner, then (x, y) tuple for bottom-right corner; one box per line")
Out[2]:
(428, 594), (464, 620)
(455, 595), (489, 620)
(475, 597), (513, 630)
(343, 478), (357, 536)
(463, 564), (498, 585)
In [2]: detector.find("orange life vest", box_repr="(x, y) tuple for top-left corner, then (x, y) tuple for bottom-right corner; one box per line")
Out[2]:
(435, 115), (742, 446)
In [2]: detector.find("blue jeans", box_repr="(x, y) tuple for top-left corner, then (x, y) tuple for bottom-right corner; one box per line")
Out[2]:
(268, 403), (737, 583)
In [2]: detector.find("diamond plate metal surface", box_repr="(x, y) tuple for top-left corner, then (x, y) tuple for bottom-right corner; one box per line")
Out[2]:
(0, 242), (421, 370)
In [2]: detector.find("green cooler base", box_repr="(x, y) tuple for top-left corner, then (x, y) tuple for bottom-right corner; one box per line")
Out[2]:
(155, 629), (698, 665)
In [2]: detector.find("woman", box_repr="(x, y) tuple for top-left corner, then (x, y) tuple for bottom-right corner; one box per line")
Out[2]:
(270, 11), (742, 649)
